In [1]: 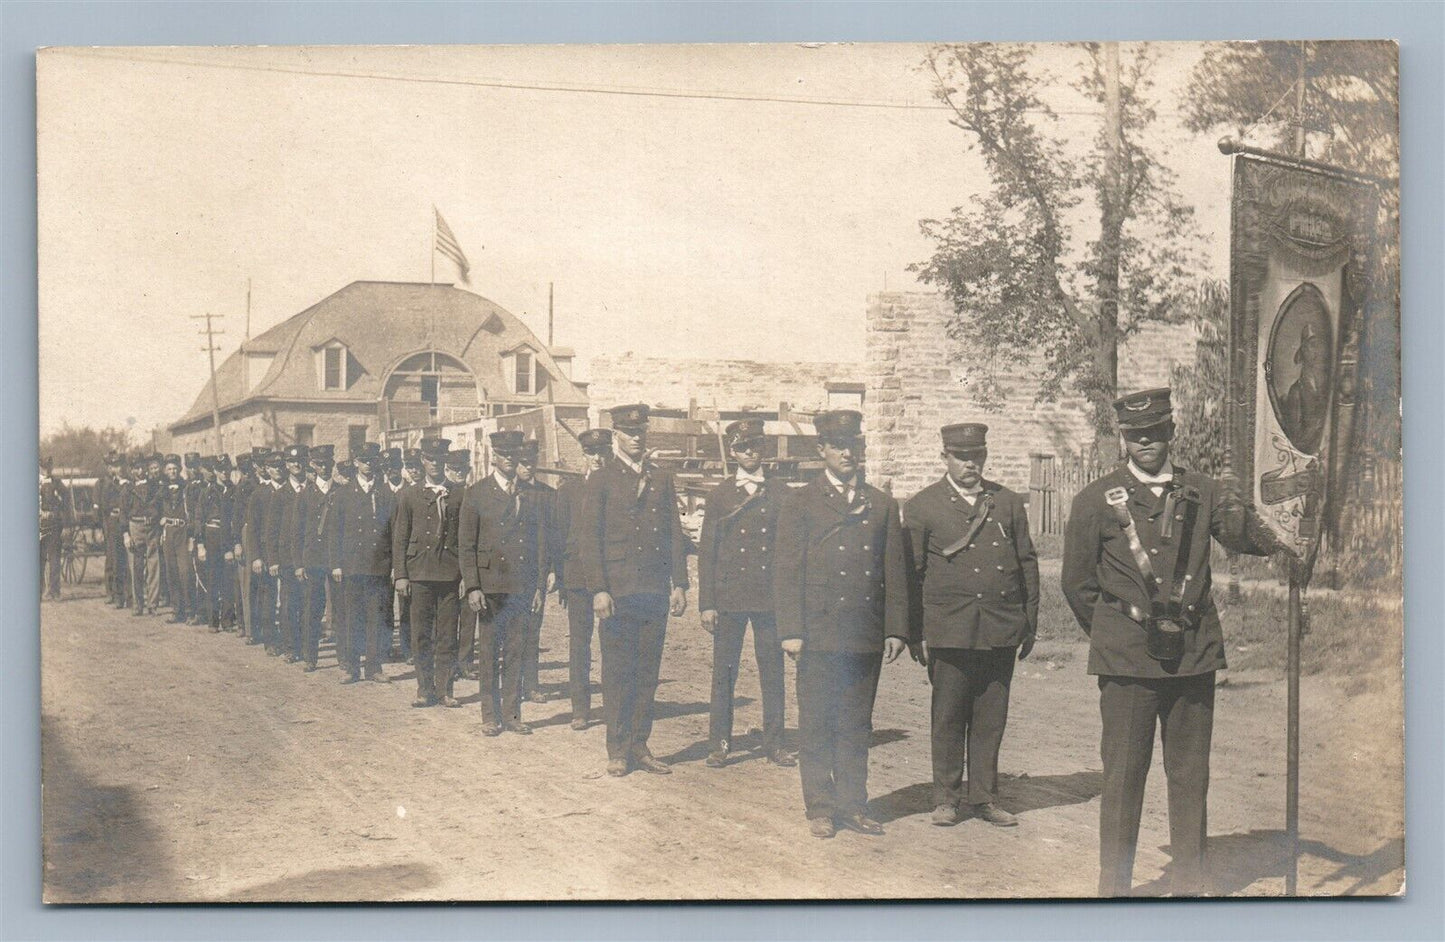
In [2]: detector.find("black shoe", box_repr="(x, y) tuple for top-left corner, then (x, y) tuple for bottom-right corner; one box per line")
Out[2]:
(368, 672), (390, 684)
(503, 721), (533, 736)
(809, 817), (836, 839)
(411, 696), (437, 708)
(764, 749), (798, 768)
(570, 717), (589, 731)
(340, 673), (361, 685)
(480, 720), (503, 737)
(705, 748), (728, 769)
(836, 813), (884, 836)
(606, 759), (629, 777)
(303, 661), (319, 673)
(439, 695), (460, 708)
(931, 803), (960, 827)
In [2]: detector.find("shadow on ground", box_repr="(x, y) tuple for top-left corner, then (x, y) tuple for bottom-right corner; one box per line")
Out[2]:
(869, 769), (1104, 824)
(1134, 829), (1404, 897)
(228, 861), (441, 901)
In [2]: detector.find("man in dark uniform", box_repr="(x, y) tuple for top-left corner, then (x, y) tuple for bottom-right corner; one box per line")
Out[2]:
(446, 449), (479, 683)
(903, 423), (1039, 828)
(516, 437), (556, 702)
(551, 428), (611, 730)
(246, 452), (284, 650)
(269, 444), (309, 662)
(232, 450), (258, 638)
(183, 453), (207, 622)
(579, 404), (690, 777)
(383, 448), (412, 663)
(773, 409), (909, 839)
(330, 442), (394, 684)
(392, 437), (464, 708)
(293, 444), (339, 672)
(460, 430), (547, 735)
(158, 455), (196, 624)
(123, 455), (162, 616)
(1062, 387), (1291, 897)
(698, 418), (794, 769)
(97, 451), (128, 607)
(39, 459), (69, 601)
(197, 455), (238, 632)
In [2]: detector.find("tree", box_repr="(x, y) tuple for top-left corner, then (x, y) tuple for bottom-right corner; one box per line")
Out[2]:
(1180, 41), (1400, 458)
(911, 43), (1200, 458)
(39, 423), (139, 473)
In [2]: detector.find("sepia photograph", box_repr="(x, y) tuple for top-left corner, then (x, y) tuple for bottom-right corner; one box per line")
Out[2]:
(35, 39), (1402, 903)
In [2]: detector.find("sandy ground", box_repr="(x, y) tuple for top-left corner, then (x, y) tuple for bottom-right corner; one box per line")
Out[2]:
(41, 571), (1403, 902)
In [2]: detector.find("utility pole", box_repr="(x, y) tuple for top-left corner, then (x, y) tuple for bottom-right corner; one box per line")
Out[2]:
(191, 312), (226, 454)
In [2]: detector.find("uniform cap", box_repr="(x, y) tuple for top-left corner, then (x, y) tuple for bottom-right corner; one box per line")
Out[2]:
(147, 453), (164, 464)
(236, 453), (254, 471)
(283, 444), (310, 461)
(309, 444), (336, 463)
(104, 450), (121, 464)
(608, 403), (651, 431)
(446, 449), (472, 468)
(250, 446), (270, 457)
(419, 437), (451, 458)
(335, 459), (355, 477)
(184, 452), (202, 467)
(352, 442), (382, 461)
(941, 423), (988, 451)
(213, 454), (232, 471)
(385, 447), (404, 469)
(813, 410), (864, 444)
(489, 430), (526, 455)
(1112, 387), (1173, 430)
(725, 418), (766, 449)
(578, 428), (613, 453)
(518, 439), (541, 461)
(403, 448), (423, 468)
(163, 454), (182, 467)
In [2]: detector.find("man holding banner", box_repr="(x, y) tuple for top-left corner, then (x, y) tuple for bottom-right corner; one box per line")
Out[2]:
(1062, 388), (1290, 897)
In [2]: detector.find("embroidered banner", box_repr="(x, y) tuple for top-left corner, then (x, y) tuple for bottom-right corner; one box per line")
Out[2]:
(1226, 150), (1379, 558)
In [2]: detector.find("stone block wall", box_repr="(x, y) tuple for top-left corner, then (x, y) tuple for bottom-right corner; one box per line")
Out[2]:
(866, 292), (1199, 499)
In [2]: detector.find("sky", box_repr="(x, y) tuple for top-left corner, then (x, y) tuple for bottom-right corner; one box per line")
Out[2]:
(37, 42), (1230, 438)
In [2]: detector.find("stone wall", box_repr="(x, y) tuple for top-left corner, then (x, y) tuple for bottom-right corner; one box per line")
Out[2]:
(866, 292), (1199, 498)
(586, 353), (862, 419)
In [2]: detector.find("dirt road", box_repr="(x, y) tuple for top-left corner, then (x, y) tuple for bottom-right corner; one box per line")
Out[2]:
(41, 575), (1402, 902)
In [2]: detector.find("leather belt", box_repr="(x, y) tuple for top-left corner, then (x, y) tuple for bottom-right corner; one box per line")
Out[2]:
(129, 516), (150, 524)
(161, 517), (186, 526)
(1101, 590), (1212, 628)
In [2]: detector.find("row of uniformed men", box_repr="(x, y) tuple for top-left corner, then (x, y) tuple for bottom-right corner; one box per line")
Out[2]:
(95, 386), (1286, 897)
(572, 392), (1284, 899)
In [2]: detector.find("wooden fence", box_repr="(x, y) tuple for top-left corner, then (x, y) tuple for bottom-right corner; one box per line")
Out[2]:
(1027, 452), (1110, 536)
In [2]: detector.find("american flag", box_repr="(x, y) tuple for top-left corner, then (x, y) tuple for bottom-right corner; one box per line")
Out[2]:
(434, 208), (472, 285)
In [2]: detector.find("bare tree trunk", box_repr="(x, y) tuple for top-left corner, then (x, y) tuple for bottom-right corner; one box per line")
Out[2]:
(1094, 41), (1125, 461)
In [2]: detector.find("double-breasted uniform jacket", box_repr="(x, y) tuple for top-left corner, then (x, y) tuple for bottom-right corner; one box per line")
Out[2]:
(772, 476), (909, 653)
(267, 479), (306, 572)
(122, 476), (160, 528)
(1061, 463), (1280, 678)
(578, 459), (690, 600)
(39, 478), (69, 535)
(459, 476), (548, 595)
(328, 478), (396, 578)
(697, 476), (781, 614)
(158, 478), (189, 529)
(244, 480), (279, 567)
(96, 474), (125, 532)
(903, 478), (1039, 649)
(196, 480), (235, 549)
(184, 477), (206, 540)
(549, 475), (596, 593)
(391, 480), (462, 583)
(294, 480), (341, 571)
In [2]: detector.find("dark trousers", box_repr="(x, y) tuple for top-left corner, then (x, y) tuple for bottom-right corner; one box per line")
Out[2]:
(202, 539), (235, 627)
(796, 649), (883, 821)
(598, 593), (669, 762)
(409, 580), (461, 700)
(457, 604), (477, 672)
(277, 571), (305, 657)
(523, 604), (545, 694)
(40, 530), (62, 598)
(107, 517), (131, 606)
(566, 589), (596, 719)
(251, 569), (276, 644)
(478, 592), (530, 723)
(709, 611), (786, 752)
(160, 522), (193, 618)
(301, 568), (329, 665)
(1097, 672), (1215, 897)
(929, 646), (1016, 806)
(343, 574), (389, 677)
(394, 590), (412, 659)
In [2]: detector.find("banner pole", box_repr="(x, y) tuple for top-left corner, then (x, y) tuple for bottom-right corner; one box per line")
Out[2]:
(1286, 560), (1302, 894)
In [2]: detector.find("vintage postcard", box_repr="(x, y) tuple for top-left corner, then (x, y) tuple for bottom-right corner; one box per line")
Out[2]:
(37, 41), (1402, 901)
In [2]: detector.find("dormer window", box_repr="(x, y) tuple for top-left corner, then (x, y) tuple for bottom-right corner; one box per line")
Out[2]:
(314, 339), (353, 391)
(502, 344), (547, 397)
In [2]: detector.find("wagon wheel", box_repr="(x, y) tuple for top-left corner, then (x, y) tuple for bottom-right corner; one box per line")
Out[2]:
(61, 529), (87, 584)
